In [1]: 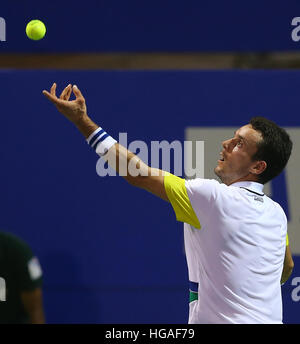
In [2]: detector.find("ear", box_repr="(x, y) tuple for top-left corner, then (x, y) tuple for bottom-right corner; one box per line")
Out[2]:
(250, 160), (267, 176)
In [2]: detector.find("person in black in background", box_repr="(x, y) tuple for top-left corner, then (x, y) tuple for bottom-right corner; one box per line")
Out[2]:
(0, 232), (45, 323)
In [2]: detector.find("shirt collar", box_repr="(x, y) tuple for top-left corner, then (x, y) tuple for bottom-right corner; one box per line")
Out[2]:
(230, 181), (264, 194)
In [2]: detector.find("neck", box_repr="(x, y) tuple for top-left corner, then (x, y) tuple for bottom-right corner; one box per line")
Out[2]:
(224, 174), (259, 186)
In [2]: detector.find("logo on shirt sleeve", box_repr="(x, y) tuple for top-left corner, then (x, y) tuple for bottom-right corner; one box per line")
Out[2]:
(27, 257), (43, 280)
(254, 196), (264, 203)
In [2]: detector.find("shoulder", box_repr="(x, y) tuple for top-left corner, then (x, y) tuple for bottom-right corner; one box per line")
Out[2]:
(185, 178), (236, 200)
(272, 199), (288, 223)
(185, 178), (221, 192)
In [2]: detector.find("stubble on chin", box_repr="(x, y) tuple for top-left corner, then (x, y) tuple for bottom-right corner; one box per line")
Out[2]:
(214, 165), (231, 184)
(214, 166), (223, 182)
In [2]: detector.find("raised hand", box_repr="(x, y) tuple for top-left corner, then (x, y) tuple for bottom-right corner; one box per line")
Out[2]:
(43, 83), (88, 125)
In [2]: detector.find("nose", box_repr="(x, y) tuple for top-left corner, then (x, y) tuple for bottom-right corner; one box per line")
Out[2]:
(222, 138), (230, 150)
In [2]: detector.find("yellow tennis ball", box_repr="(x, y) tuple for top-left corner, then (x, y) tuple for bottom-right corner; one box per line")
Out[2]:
(26, 20), (46, 41)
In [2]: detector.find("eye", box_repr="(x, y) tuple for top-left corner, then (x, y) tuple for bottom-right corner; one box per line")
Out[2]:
(236, 140), (243, 147)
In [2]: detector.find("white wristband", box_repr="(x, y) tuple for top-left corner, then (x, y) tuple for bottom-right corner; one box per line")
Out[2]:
(86, 127), (117, 156)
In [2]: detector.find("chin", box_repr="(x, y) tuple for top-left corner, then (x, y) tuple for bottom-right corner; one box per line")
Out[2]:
(214, 166), (221, 177)
(214, 167), (226, 183)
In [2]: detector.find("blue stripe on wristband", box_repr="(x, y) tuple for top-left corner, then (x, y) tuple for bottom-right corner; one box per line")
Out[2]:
(89, 129), (105, 147)
(86, 127), (117, 156)
(91, 132), (107, 148)
(93, 133), (110, 150)
(86, 127), (101, 144)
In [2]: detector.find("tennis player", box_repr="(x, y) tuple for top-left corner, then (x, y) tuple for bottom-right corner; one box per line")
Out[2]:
(43, 83), (294, 324)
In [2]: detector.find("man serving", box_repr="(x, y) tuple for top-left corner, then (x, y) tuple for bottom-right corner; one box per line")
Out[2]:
(43, 83), (294, 324)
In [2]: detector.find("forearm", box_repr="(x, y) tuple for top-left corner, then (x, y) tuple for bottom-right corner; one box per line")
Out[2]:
(106, 143), (165, 186)
(74, 114), (99, 139)
(75, 115), (155, 179)
(76, 116), (168, 200)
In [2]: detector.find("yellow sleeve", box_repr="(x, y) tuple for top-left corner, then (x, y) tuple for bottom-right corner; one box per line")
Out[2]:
(164, 173), (201, 229)
(286, 233), (289, 246)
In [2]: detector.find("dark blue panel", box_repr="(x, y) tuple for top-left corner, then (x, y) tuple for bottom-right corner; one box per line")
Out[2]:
(1, 0), (300, 52)
(0, 70), (299, 323)
(43, 289), (188, 323)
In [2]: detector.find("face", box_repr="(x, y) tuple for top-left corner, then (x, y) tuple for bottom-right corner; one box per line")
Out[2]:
(214, 124), (265, 185)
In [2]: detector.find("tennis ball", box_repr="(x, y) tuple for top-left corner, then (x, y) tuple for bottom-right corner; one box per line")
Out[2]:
(26, 20), (46, 41)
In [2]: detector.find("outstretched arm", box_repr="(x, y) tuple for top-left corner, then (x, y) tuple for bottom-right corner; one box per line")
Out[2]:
(43, 83), (169, 201)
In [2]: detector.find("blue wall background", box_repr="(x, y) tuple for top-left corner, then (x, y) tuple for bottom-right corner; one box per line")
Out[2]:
(1, 0), (300, 52)
(0, 70), (299, 323)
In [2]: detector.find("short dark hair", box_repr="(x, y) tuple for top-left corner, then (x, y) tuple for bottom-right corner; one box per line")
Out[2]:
(250, 117), (293, 184)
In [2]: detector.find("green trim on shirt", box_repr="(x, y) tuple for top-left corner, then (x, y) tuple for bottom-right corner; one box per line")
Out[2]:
(164, 173), (201, 229)
(189, 291), (198, 303)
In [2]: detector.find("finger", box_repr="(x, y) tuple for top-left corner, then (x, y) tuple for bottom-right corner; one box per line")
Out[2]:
(50, 83), (57, 97)
(42, 90), (62, 105)
(65, 84), (72, 100)
(72, 85), (84, 100)
(60, 84), (72, 100)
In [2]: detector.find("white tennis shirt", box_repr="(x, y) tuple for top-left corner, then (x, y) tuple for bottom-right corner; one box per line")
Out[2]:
(165, 176), (287, 324)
